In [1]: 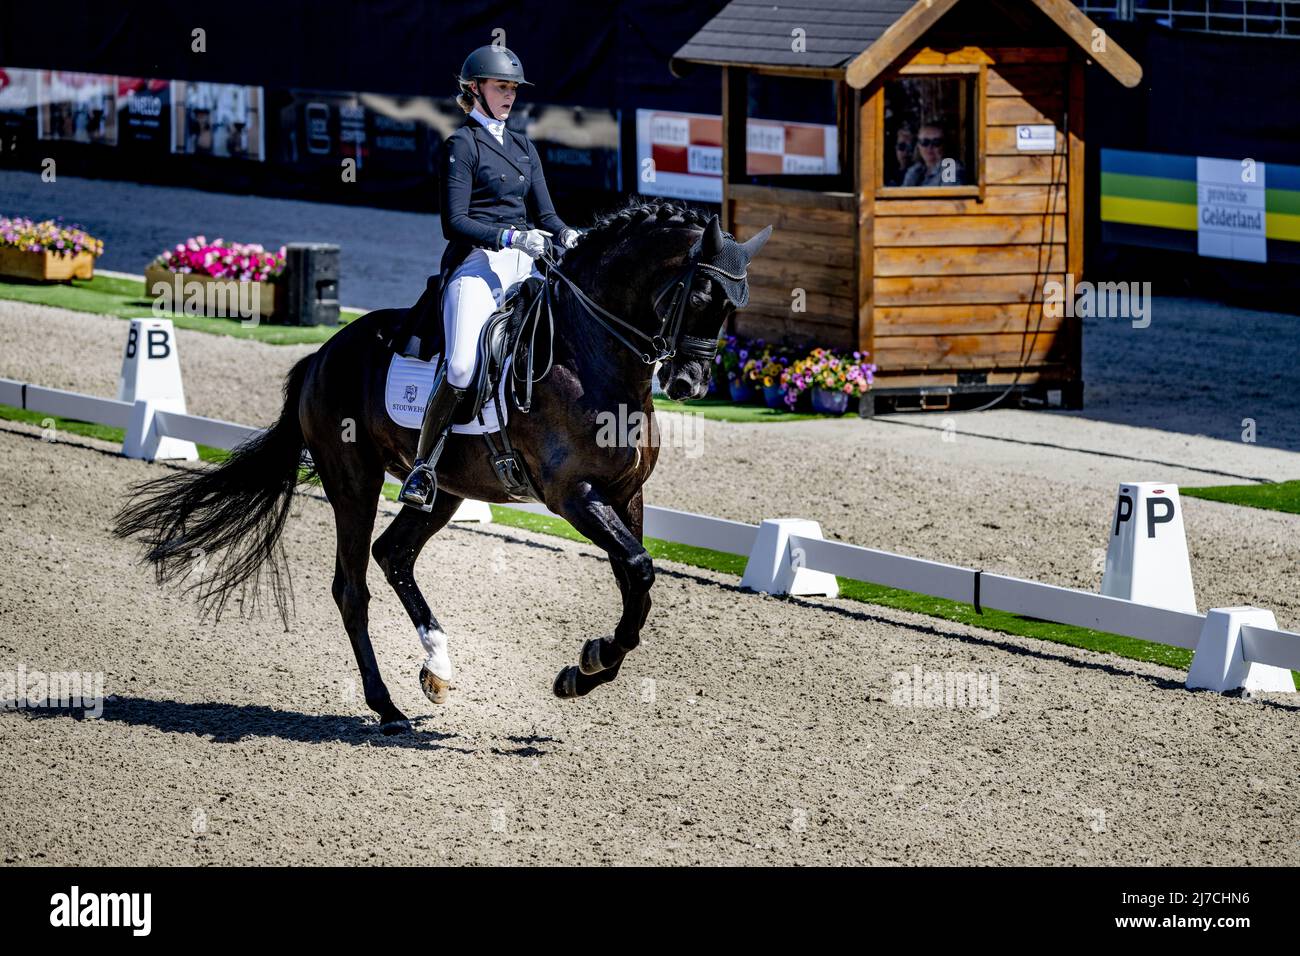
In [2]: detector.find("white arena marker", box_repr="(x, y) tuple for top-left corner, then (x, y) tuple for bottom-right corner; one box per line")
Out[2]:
(117, 318), (198, 461)
(1187, 607), (1297, 694)
(452, 499), (493, 523)
(1101, 482), (1196, 613)
(740, 518), (839, 598)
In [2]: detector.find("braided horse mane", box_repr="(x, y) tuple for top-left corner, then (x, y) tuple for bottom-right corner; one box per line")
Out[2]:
(570, 198), (716, 255)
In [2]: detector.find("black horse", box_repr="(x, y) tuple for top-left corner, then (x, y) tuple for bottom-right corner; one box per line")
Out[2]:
(115, 201), (772, 733)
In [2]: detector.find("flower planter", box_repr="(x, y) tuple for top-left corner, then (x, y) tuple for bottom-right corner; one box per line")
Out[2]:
(729, 379), (754, 404)
(812, 387), (850, 415)
(144, 264), (282, 320)
(762, 383), (786, 409)
(0, 247), (95, 282)
(712, 362), (728, 391)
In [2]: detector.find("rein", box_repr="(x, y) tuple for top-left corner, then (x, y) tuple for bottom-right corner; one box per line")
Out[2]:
(506, 238), (736, 414)
(537, 244), (731, 366)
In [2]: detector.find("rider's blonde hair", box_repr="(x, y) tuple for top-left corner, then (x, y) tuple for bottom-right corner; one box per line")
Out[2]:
(456, 80), (476, 114)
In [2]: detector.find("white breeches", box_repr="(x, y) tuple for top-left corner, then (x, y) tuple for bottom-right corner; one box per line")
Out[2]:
(442, 246), (541, 388)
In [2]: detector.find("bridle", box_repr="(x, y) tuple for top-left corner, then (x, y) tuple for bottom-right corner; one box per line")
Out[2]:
(537, 241), (738, 367)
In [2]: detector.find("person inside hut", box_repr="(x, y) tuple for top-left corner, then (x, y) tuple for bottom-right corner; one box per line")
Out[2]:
(887, 124), (916, 187)
(902, 121), (966, 187)
(397, 45), (580, 511)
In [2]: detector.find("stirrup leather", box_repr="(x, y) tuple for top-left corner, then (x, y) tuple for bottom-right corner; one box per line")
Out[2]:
(398, 365), (465, 511)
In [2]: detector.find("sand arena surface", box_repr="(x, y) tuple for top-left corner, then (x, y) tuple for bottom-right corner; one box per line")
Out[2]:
(1, 422), (1298, 865)
(1, 302), (1298, 864)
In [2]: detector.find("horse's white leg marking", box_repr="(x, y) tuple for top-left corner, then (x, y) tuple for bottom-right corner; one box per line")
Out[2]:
(418, 624), (452, 681)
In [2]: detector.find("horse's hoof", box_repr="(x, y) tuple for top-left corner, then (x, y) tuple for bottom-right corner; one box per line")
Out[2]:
(380, 718), (412, 735)
(420, 663), (450, 705)
(553, 665), (581, 699)
(578, 638), (607, 676)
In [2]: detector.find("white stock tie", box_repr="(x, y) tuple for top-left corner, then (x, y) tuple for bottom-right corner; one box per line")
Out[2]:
(470, 107), (505, 145)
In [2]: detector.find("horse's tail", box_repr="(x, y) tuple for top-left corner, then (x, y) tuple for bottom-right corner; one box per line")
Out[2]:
(113, 355), (316, 629)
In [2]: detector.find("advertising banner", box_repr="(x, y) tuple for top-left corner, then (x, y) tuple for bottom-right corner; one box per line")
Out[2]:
(1196, 156), (1266, 263)
(523, 104), (621, 193)
(117, 77), (170, 151)
(37, 70), (116, 145)
(277, 91), (438, 176)
(0, 67), (39, 155)
(1101, 148), (1300, 265)
(170, 81), (264, 160)
(636, 109), (722, 203)
(636, 108), (837, 202)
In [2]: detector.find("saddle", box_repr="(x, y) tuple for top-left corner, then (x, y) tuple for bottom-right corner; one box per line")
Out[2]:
(453, 275), (548, 427)
(383, 270), (554, 501)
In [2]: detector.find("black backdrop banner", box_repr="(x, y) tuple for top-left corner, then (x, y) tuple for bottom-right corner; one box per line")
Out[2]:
(1086, 22), (1300, 167)
(0, 0), (725, 113)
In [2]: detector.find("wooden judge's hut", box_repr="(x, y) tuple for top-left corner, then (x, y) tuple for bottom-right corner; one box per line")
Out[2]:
(670, 0), (1141, 412)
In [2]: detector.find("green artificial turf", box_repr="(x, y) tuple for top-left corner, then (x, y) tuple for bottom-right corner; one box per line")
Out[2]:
(0, 274), (361, 345)
(1182, 480), (1300, 515)
(652, 395), (823, 422)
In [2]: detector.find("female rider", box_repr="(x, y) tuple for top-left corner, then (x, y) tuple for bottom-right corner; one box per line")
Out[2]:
(398, 45), (579, 510)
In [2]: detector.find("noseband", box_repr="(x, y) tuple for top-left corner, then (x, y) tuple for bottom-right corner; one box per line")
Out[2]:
(539, 245), (736, 366)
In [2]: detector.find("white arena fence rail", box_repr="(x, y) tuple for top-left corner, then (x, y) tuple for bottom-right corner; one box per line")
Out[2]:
(505, 501), (760, 557)
(1, 379), (135, 431)
(793, 532), (1205, 651)
(3, 376), (1296, 693)
(151, 408), (259, 450)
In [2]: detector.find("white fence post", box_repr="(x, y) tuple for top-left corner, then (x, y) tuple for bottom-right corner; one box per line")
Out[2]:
(740, 518), (838, 597)
(1187, 607), (1297, 693)
(122, 398), (161, 460)
(452, 499), (494, 523)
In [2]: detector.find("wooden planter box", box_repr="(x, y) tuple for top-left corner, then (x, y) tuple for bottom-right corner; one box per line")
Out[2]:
(0, 246), (95, 282)
(144, 264), (282, 320)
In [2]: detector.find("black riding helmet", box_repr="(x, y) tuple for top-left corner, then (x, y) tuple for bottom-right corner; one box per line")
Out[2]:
(459, 45), (532, 120)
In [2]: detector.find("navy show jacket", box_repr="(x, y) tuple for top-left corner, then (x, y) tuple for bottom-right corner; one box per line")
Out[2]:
(438, 119), (569, 276)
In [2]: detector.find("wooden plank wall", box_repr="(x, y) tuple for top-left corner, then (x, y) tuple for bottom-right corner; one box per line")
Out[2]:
(728, 183), (858, 348)
(872, 46), (1076, 382)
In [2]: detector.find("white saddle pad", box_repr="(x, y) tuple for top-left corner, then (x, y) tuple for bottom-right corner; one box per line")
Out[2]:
(384, 353), (511, 436)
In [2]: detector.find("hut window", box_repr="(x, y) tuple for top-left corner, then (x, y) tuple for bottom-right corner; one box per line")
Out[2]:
(737, 74), (848, 192)
(883, 74), (978, 190)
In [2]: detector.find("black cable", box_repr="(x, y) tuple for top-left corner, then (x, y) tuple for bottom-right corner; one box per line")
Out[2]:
(963, 103), (1067, 414)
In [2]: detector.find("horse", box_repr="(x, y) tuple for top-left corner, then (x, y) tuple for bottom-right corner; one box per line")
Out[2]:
(113, 200), (772, 733)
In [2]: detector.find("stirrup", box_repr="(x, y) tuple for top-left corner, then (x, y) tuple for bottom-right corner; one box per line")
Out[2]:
(398, 461), (438, 512)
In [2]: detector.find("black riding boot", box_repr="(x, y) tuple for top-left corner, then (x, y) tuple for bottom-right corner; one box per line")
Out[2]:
(398, 366), (466, 511)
